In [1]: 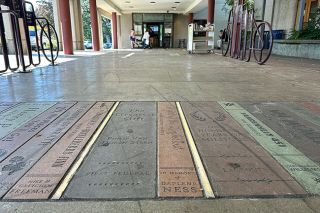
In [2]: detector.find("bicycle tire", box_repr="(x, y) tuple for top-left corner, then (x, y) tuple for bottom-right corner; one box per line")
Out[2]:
(40, 23), (59, 62)
(253, 22), (273, 65)
(221, 28), (231, 56)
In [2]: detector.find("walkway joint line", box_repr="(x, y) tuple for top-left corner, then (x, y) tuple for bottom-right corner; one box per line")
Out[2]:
(176, 102), (215, 198)
(51, 102), (120, 200)
(122, 53), (135, 58)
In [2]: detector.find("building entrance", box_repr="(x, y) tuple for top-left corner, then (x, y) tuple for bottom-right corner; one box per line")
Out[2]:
(145, 23), (163, 48)
(133, 13), (173, 48)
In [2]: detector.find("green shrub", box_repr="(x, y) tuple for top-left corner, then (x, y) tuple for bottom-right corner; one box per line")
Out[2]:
(289, 7), (320, 40)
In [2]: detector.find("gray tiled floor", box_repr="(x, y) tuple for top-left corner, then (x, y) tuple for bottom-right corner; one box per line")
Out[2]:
(1, 49), (319, 102)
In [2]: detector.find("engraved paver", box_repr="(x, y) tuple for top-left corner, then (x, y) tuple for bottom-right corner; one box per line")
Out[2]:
(0, 102), (76, 162)
(0, 102), (56, 139)
(241, 102), (320, 165)
(220, 102), (320, 195)
(0, 103), (20, 113)
(158, 102), (202, 197)
(279, 103), (320, 127)
(0, 102), (94, 198)
(4, 102), (113, 200)
(63, 102), (156, 199)
(300, 102), (320, 114)
(181, 102), (306, 197)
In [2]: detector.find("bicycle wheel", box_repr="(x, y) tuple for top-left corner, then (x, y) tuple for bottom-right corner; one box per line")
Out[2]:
(221, 9), (233, 56)
(253, 22), (273, 65)
(221, 28), (231, 56)
(40, 23), (59, 62)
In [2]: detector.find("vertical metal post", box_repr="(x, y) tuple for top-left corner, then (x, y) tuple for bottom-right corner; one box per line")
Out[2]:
(298, 0), (306, 30)
(262, 0), (266, 21)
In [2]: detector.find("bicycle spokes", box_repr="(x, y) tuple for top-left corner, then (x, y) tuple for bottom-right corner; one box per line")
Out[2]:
(253, 22), (273, 65)
(221, 6), (273, 65)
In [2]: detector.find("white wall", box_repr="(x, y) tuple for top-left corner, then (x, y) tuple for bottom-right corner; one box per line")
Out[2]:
(272, 0), (298, 36)
(194, 8), (207, 20)
(119, 14), (132, 49)
(173, 14), (188, 48)
(214, 0), (229, 44)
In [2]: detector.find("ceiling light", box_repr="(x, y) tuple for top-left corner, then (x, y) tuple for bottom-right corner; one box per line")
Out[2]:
(150, 1), (156, 3)
(174, 1), (181, 3)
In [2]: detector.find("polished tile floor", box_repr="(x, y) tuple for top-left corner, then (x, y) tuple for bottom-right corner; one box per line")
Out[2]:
(1, 49), (319, 102)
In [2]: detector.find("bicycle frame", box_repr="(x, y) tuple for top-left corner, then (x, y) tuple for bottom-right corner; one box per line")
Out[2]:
(24, 1), (41, 66)
(243, 10), (268, 61)
(0, 10), (26, 72)
(222, 7), (273, 65)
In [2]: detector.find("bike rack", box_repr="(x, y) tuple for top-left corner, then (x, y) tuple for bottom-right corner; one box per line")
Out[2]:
(0, 0), (58, 73)
(221, 0), (273, 65)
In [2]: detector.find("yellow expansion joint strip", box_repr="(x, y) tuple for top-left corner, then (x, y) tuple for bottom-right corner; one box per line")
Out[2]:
(51, 101), (120, 200)
(176, 102), (215, 198)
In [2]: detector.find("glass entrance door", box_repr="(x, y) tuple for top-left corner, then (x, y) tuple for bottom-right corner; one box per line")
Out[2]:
(146, 23), (162, 48)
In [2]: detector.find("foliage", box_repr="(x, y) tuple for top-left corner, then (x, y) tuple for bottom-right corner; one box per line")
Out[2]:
(35, 0), (54, 25)
(81, 0), (92, 41)
(289, 7), (320, 40)
(102, 17), (112, 43)
(223, 0), (255, 12)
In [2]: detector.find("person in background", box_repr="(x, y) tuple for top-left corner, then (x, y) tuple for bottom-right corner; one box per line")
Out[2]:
(130, 29), (136, 48)
(142, 29), (151, 49)
(217, 29), (225, 49)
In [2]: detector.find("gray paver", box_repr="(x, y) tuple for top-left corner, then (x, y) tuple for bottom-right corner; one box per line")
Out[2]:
(0, 102), (93, 198)
(181, 102), (306, 197)
(63, 102), (157, 199)
(241, 102), (320, 165)
(0, 103), (20, 113)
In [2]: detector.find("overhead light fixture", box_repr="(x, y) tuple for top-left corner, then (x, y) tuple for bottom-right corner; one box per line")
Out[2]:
(150, 1), (156, 3)
(125, 1), (131, 3)
(174, 1), (181, 3)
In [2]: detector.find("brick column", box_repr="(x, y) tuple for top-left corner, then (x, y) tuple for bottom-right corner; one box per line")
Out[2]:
(207, 0), (215, 24)
(90, 0), (100, 51)
(188, 13), (193, 24)
(112, 12), (118, 49)
(59, 0), (73, 54)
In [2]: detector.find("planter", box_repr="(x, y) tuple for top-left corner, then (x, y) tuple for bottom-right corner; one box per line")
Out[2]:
(272, 39), (320, 60)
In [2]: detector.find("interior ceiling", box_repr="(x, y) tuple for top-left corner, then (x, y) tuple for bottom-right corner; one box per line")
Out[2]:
(98, 0), (207, 14)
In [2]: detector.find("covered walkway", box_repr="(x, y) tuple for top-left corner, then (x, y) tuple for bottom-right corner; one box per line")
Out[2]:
(0, 51), (319, 212)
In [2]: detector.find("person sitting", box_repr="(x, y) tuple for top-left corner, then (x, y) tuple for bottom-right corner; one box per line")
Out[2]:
(217, 29), (227, 49)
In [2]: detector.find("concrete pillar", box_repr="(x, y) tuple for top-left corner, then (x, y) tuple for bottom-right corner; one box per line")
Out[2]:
(70, 0), (84, 50)
(59, 0), (73, 54)
(207, 0), (215, 24)
(52, 0), (63, 50)
(188, 13), (193, 24)
(90, 0), (100, 51)
(112, 12), (118, 49)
